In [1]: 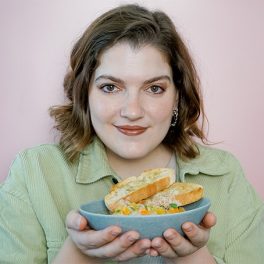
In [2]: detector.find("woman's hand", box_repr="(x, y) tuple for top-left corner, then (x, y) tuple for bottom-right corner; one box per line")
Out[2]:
(66, 210), (151, 262)
(148, 212), (217, 263)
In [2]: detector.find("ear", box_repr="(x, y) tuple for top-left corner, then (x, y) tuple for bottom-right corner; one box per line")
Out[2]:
(173, 91), (179, 110)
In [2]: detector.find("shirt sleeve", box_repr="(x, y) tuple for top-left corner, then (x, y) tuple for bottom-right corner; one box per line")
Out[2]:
(222, 154), (264, 263)
(0, 154), (47, 263)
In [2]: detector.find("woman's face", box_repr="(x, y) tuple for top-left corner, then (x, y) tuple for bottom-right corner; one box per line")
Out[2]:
(89, 42), (177, 160)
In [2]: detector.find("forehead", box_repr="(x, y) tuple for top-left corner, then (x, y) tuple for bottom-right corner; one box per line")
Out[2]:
(94, 42), (172, 80)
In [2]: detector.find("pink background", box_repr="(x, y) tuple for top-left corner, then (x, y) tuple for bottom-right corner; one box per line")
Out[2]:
(1, 0), (263, 199)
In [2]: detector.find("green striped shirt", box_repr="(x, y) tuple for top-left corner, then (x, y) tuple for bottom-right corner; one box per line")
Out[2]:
(0, 137), (263, 263)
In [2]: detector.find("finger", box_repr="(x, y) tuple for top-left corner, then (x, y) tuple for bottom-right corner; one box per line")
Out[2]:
(200, 212), (217, 229)
(113, 239), (151, 261)
(163, 228), (196, 257)
(68, 225), (122, 249)
(182, 222), (210, 248)
(146, 248), (159, 257)
(181, 212), (216, 248)
(84, 231), (141, 259)
(66, 210), (88, 230)
(151, 237), (178, 258)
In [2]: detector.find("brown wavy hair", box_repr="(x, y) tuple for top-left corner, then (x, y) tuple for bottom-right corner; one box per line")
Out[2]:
(50, 4), (208, 162)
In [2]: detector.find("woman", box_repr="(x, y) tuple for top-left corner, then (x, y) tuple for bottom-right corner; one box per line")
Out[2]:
(0, 4), (263, 264)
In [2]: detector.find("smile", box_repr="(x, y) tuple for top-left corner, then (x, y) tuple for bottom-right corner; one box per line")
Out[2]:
(115, 125), (148, 136)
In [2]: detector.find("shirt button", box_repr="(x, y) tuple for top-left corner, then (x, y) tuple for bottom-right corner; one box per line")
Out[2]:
(112, 178), (118, 184)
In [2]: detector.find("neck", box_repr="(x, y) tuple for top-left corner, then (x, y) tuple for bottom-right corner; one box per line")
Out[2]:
(106, 144), (173, 179)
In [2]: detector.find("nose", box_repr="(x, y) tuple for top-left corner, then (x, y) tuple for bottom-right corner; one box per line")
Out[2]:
(120, 92), (144, 120)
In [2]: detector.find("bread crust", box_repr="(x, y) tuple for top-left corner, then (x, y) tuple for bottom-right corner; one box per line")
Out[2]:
(143, 182), (204, 207)
(105, 168), (175, 212)
(124, 176), (171, 203)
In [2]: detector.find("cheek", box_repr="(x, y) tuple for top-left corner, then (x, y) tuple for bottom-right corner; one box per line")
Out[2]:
(89, 97), (117, 123)
(148, 102), (173, 122)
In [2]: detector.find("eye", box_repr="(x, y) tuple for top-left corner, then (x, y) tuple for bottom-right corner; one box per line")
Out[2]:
(100, 84), (119, 93)
(146, 85), (165, 94)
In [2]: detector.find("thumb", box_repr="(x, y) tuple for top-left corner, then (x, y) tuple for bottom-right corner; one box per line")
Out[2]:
(66, 210), (88, 231)
(201, 211), (217, 229)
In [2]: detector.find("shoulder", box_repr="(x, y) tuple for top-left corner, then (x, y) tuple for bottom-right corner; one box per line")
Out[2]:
(3, 144), (76, 198)
(177, 143), (244, 178)
(8, 143), (71, 177)
(19, 143), (63, 155)
(197, 143), (243, 172)
(16, 144), (67, 163)
(197, 143), (241, 165)
(1, 144), (65, 200)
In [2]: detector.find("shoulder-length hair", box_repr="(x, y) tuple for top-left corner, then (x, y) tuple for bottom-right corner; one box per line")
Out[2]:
(50, 4), (208, 162)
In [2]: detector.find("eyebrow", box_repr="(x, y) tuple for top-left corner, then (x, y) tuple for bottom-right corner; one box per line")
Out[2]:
(143, 75), (172, 84)
(95, 75), (172, 84)
(95, 75), (124, 85)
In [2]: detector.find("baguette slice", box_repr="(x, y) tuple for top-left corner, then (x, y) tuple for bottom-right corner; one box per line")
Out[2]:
(105, 168), (175, 212)
(142, 182), (204, 208)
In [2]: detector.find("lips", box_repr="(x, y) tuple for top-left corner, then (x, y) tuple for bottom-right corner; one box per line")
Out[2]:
(115, 125), (147, 136)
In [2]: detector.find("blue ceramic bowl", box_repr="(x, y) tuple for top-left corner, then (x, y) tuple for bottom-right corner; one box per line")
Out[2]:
(80, 197), (210, 239)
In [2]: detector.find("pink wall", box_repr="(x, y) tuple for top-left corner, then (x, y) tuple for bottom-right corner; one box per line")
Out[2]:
(1, 0), (263, 199)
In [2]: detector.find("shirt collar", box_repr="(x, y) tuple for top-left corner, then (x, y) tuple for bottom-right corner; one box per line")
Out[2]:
(75, 137), (117, 184)
(76, 138), (229, 184)
(176, 144), (230, 182)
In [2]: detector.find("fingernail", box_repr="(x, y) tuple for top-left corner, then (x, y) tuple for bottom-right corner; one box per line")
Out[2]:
(111, 229), (121, 237)
(128, 235), (139, 242)
(164, 232), (175, 239)
(183, 223), (192, 232)
(155, 243), (162, 248)
(165, 233), (174, 240)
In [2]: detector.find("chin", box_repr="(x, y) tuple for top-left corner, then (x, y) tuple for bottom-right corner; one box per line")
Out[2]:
(114, 143), (155, 160)
(118, 151), (148, 160)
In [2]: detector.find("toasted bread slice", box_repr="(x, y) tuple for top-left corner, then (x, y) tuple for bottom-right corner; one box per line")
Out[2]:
(105, 168), (175, 212)
(143, 182), (203, 208)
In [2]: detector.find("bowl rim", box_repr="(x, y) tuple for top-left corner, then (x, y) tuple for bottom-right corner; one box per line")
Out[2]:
(80, 197), (211, 219)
